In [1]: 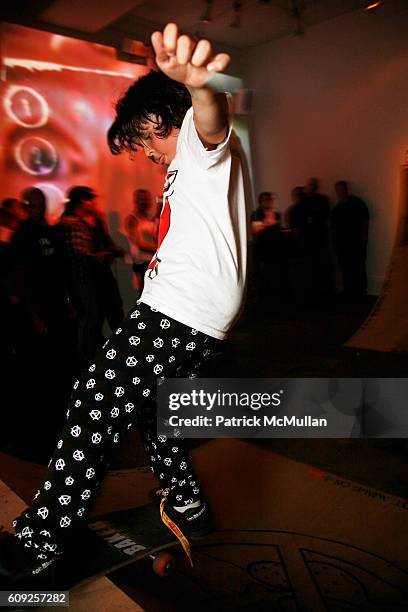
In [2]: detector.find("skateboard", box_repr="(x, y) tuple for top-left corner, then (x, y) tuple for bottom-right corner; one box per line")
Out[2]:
(55, 502), (180, 590)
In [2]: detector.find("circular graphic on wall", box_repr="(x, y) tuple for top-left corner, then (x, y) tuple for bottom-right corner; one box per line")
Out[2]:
(4, 85), (49, 128)
(15, 137), (58, 176)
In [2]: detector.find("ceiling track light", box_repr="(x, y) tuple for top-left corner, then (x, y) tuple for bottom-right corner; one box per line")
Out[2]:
(365, 1), (384, 10)
(230, 0), (243, 28)
(200, 0), (213, 24)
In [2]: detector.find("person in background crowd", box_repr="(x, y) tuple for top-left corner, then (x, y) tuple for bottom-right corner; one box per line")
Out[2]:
(287, 186), (307, 240)
(252, 192), (281, 227)
(92, 209), (125, 332)
(58, 186), (123, 364)
(0, 198), (29, 364)
(286, 186), (309, 302)
(0, 198), (28, 324)
(331, 180), (370, 299)
(303, 177), (331, 298)
(124, 188), (158, 291)
(251, 192), (282, 300)
(0, 198), (28, 244)
(304, 178), (330, 228)
(12, 188), (70, 339)
(0, 198), (30, 449)
(287, 181), (330, 303)
(8, 188), (74, 447)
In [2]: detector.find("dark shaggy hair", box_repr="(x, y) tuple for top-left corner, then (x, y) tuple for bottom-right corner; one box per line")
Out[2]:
(107, 71), (191, 156)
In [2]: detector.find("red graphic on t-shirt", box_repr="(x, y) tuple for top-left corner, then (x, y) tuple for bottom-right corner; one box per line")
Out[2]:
(148, 197), (171, 272)
(147, 169), (177, 278)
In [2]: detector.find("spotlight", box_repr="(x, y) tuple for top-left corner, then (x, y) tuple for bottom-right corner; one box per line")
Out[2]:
(365, 1), (383, 9)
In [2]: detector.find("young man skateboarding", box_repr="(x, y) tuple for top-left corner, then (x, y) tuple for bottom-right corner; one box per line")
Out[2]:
(0, 22), (248, 587)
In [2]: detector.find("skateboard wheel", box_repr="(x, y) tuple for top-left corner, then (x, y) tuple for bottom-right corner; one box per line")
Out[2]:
(152, 552), (175, 577)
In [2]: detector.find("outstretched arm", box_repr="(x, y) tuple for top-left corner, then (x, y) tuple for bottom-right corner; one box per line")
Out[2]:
(151, 23), (230, 148)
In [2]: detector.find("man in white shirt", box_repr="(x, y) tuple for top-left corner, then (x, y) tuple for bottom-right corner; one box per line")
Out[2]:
(1, 22), (249, 588)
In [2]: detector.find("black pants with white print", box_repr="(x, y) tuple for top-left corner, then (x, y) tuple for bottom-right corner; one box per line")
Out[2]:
(13, 302), (218, 563)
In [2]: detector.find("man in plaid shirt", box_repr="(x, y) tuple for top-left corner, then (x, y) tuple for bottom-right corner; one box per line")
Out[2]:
(59, 186), (123, 363)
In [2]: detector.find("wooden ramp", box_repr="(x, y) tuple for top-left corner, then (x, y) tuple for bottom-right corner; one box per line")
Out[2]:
(0, 479), (143, 612)
(111, 439), (408, 612)
(346, 163), (408, 351)
(1, 441), (407, 611)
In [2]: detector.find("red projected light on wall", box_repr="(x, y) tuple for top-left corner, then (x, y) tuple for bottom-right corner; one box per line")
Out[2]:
(0, 24), (166, 223)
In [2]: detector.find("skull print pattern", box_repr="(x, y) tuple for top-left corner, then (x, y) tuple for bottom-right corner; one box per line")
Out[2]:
(13, 303), (219, 563)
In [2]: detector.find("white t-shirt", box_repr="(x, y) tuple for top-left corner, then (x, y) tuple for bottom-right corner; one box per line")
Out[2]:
(141, 106), (248, 340)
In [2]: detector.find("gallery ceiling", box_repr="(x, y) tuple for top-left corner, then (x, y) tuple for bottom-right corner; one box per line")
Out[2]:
(0, 0), (380, 50)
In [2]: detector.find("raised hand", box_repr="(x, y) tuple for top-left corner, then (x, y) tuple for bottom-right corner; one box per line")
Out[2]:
(151, 23), (230, 90)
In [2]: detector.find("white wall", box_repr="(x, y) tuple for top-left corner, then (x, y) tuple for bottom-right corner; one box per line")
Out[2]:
(244, 2), (408, 294)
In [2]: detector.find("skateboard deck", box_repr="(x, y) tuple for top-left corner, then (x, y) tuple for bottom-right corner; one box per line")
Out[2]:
(55, 503), (179, 589)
